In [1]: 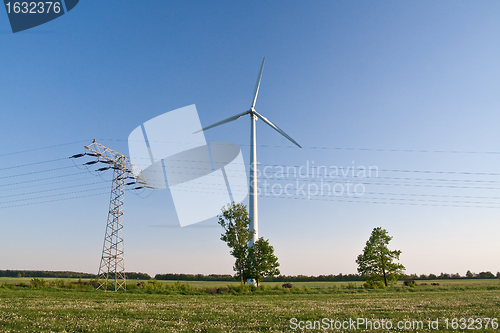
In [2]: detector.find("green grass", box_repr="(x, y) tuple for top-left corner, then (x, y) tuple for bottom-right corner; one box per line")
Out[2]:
(157, 280), (364, 289)
(0, 277), (364, 290)
(1, 277), (498, 288)
(0, 281), (499, 332)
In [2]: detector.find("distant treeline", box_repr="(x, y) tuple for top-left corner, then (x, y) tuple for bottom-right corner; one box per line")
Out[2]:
(404, 271), (500, 280)
(155, 272), (500, 282)
(262, 274), (363, 282)
(0, 270), (95, 278)
(0, 270), (151, 280)
(155, 274), (234, 281)
(154, 273), (363, 282)
(1, 270), (498, 281)
(125, 272), (152, 280)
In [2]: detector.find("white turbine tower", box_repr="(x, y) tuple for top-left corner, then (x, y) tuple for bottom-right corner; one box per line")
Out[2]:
(196, 57), (301, 250)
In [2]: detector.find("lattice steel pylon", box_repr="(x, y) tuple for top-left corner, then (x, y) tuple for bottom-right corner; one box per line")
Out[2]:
(80, 140), (146, 292)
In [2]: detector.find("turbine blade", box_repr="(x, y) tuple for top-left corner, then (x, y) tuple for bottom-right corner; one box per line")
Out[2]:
(254, 111), (302, 148)
(251, 57), (266, 109)
(194, 110), (250, 133)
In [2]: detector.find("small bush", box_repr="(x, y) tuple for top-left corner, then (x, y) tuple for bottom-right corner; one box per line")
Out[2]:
(256, 285), (272, 291)
(216, 287), (231, 294)
(364, 281), (385, 289)
(205, 288), (217, 295)
(126, 282), (138, 290)
(30, 278), (47, 289)
(142, 280), (166, 292)
(228, 284), (250, 293)
(403, 280), (416, 287)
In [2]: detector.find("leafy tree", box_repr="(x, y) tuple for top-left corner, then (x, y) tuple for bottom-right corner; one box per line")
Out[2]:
(466, 270), (474, 278)
(477, 271), (495, 279)
(218, 202), (254, 284)
(246, 237), (280, 286)
(356, 227), (405, 287)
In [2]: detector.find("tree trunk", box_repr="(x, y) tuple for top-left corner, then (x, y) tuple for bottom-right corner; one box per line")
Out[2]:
(380, 253), (388, 287)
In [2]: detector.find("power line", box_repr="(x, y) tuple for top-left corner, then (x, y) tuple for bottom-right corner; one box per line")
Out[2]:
(3, 175), (500, 209)
(99, 158), (500, 179)
(379, 169), (500, 176)
(4, 158), (500, 187)
(0, 158), (69, 171)
(161, 181), (500, 200)
(5, 175), (500, 207)
(5, 140), (500, 211)
(0, 166), (77, 180)
(101, 138), (500, 155)
(115, 165), (500, 185)
(160, 186), (500, 209)
(0, 172), (89, 187)
(0, 192), (109, 209)
(3, 184), (499, 210)
(0, 176), (103, 192)
(0, 182), (110, 199)
(0, 140), (91, 157)
(0, 187), (110, 205)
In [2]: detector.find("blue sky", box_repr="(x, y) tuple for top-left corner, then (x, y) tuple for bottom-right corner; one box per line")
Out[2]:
(2, 1), (500, 277)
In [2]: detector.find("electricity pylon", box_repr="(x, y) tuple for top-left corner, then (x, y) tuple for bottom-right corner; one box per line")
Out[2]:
(73, 140), (146, 291)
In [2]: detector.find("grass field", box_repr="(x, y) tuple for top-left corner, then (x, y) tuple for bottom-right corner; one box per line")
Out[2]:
(0, 280), (500, 332)
(1, 277), (498, 288)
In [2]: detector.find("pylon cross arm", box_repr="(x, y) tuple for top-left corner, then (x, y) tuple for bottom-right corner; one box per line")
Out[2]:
(84, 140), (146, 183)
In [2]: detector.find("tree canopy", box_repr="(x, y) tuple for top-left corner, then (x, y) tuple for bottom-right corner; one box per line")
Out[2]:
(356, 227), (405, 287)
(246, 237), (280, 286)
(217, 202), (254, 284)
(218, 202), (280, 285)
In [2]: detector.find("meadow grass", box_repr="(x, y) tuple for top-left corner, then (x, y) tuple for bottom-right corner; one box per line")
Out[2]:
(1, 277), (498, 288)
(0, 281), (499, 332)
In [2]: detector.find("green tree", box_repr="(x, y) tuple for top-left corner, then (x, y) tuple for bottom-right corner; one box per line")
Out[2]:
(246, 237), (280, 286)
(477, 271), (495, 279)
(356, 227), (405, 287)
(218, 202), (254, 284)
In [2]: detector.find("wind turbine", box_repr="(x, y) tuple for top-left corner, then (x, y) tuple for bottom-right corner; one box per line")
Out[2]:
(196, 57), (301, 248)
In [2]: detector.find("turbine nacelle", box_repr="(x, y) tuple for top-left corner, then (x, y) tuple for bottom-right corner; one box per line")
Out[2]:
(196, 58), (300, 148)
